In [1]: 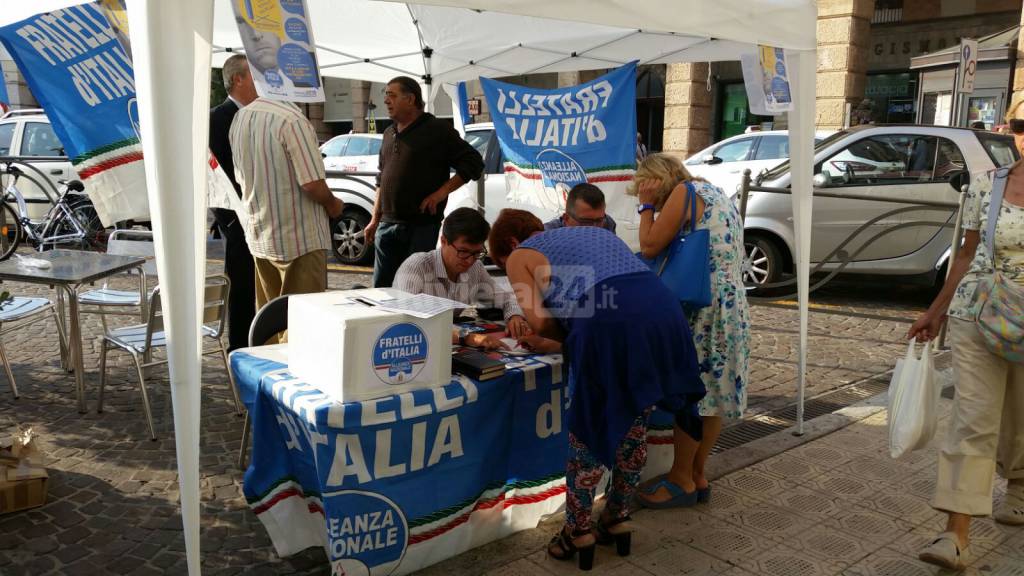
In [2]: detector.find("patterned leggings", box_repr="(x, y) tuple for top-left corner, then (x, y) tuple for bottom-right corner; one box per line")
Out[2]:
(564, 411), (650, 534)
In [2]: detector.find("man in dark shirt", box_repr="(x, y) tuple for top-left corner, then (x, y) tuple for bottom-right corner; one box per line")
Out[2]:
(209, 54), (258, 351)
(364, 76), (484, 287)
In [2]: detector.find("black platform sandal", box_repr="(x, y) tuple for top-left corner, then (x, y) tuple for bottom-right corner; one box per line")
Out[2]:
(548, 527), (597, 571)
(595, 515), (633, 557)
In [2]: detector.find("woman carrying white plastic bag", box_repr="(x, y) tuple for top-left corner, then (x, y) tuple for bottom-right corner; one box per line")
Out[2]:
(907, 95), (1024, 571)
(888, 340), (940, 458)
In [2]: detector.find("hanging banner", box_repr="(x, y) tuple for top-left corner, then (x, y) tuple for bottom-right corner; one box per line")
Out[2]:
(0, 2), (149, 225)
(958, 39), (978, 94)
(741, 45), (793, 115)
(0, 71), (8, 113)
(231, 0), (324, 103)
(480, 62), (637, 219)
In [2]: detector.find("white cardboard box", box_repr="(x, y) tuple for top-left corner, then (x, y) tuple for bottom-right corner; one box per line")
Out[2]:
(287, 289), (453, 403)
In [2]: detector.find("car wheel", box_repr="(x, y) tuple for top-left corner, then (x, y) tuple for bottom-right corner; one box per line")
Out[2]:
(331, 209), (372, 266)
(743, 235), (782, 290)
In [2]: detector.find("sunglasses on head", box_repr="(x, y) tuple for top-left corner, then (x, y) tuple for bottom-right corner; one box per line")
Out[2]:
(1010, 119), (1024, 135)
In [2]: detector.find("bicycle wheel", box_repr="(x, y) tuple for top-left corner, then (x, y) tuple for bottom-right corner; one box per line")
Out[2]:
(0, 202), (21, 261)
(41, 200), (109, 252)
(69, 202), (109, 252)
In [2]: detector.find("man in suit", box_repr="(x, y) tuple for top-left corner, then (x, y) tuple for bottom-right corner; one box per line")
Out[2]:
(210, 54), (258, 352)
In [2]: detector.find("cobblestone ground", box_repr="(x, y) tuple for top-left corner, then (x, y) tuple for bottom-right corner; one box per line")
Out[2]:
(0, 252), (941, 575)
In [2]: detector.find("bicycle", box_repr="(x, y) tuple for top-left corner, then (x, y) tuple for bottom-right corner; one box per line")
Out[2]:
(0, 160), (108, 261)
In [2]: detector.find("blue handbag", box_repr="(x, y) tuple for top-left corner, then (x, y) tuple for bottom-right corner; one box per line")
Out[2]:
(640, 181), (712, 310)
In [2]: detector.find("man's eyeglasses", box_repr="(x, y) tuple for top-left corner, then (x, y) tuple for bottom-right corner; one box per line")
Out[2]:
(1010, 119), (1024, 135)
(454, 247), (487, 260)
(567, 213), (609, 228)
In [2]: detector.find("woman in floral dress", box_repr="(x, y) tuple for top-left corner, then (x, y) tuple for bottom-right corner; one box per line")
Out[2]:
(632, 153), (752, 507)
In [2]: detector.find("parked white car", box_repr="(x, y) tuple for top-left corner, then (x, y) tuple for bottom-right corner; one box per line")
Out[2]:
(320, 133), (383, 173)
(685, 130), (833, 196)
(743, 125), (1019, 291)
(0, 109), (77, 220)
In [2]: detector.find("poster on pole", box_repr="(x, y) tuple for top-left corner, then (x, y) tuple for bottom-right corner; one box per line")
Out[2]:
(480, 62), (637, 220)
(0, 2), (149, 225)
(958, 39), (978, 94)
(231, 0), (324, 103)
(741, 45), (793, 115)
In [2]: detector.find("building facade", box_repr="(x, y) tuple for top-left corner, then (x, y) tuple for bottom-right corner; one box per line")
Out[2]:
(665, 0), (1024, 159)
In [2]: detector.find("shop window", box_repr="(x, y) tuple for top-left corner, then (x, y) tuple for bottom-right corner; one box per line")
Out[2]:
(966, 96), (1000, 130)
(872, 0), (902, 24)
(921, 93), (953, 126)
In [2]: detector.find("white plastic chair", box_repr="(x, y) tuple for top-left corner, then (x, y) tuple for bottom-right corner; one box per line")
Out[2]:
(78, 229), (157, 327)
(97, 274), (241, 440)
(0, 297), (67, 398)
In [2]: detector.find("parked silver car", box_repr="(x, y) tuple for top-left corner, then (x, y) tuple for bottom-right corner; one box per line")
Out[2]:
(742, 125), (1019, 290)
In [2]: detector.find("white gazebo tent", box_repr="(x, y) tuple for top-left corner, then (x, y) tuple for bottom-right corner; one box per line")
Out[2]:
(0, 2), (817, 573)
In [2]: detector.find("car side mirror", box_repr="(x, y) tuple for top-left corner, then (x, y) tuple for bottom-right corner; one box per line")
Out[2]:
(702, 155), (723, 165)
(812, 173), (831, 188)
(947, 169), (969, 192)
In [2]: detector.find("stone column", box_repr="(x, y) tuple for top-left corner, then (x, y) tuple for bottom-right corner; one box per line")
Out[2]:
(816, 0), (873, 130)
(662, 63), (711, 160)
(0, 60), (38, 110)
(350, 80), (372, 133)
(557, 71), (581, 88)
(304, 103), (331, 143)
(1013, 7), (1024, 109)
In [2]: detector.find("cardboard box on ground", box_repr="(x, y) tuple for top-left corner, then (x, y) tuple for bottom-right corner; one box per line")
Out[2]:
(0, 427), (48, 514)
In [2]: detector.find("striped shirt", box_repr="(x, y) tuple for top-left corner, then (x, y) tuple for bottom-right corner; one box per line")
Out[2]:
(393, 249), (523, 320)
(230, 98), (330, 261)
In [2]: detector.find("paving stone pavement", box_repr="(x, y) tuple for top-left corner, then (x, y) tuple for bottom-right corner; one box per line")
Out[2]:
(0, 254), (1005, 575)
(419, 405), (1023, 576)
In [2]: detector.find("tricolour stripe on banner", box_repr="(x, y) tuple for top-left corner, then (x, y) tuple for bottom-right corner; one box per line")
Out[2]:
(503, 162), (635, 184)
(73, 137), (141, 164)
(406, 473), (565, 545)
(248, 476), (325, 517)
(76, 152), (145, 179)
(248, 473), (567, 547)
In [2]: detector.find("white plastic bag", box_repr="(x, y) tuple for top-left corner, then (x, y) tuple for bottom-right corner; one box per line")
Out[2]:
(888, 340), (940, 458)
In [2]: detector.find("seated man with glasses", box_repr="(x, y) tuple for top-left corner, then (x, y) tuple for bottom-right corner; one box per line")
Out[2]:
(545, 183), (617, 232)
(393, 207), (531, 349)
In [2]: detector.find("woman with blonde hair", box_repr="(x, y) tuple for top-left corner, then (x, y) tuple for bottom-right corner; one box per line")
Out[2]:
(632, 153), (751, 508)
(909, 94), (1024, 570)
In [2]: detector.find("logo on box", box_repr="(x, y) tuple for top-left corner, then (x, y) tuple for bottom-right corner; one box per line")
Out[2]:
(372, 323), (428, 385)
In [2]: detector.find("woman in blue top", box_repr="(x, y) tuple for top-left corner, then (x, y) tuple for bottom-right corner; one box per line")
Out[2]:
(488, 209), (704, 571)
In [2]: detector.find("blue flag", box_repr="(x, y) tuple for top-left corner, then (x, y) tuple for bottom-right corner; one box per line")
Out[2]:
(0, 72), (8, 109)
(480, 63), (637, 218)
(0, 2), (148, 224)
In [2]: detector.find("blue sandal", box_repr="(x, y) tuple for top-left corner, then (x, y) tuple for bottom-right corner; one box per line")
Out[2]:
(635, 479), (699, 509)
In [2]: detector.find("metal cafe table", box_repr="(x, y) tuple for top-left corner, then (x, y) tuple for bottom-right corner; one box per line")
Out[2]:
(0, 249), (147, 412)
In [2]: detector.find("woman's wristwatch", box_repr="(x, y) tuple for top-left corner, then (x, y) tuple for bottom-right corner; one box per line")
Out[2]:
(637, 203), (655, 214)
